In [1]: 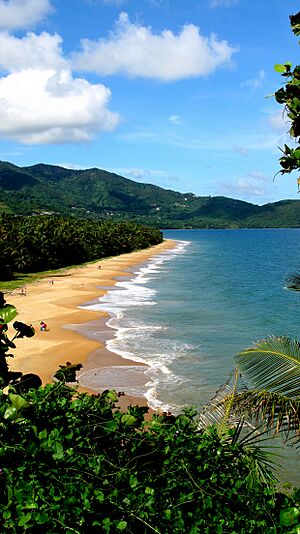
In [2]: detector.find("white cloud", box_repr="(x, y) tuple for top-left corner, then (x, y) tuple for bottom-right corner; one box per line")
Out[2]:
(0, 28), (120, 144)
(168, 115), (181, 125)
(218, 172), (272, 200)
(241, 69), (265, 89)
(0, 68), (120, 144)
(0, 31), (66, 72)
(73, 12), (236, 81)
(0, 0), (53, 30)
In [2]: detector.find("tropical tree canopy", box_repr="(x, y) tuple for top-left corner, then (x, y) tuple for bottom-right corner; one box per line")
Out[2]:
(274, 12), (300, 188)
(0, 214), (163, 279)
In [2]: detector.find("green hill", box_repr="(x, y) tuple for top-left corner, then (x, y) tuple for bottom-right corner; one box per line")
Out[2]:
(0, 161), (299, 228)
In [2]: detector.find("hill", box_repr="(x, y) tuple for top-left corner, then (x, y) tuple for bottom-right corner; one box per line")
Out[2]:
(0, 161), (299, 228)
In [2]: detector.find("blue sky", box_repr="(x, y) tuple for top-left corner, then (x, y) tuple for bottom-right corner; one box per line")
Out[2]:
(0, 0), (299, 205)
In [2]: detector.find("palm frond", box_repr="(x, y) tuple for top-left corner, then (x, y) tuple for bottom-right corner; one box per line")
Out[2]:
(230, 389), (300, 440)
(234, 336), (300, 399)
(197, 370), (243, 429)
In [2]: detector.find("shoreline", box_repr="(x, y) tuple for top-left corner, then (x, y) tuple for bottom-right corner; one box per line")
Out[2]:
(6, 239), (177, 410)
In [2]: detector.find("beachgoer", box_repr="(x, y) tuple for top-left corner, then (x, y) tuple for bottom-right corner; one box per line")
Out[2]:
(21, 287), (26, 295)
(40, 321), (47, 332)
(97, 265), (102, 269)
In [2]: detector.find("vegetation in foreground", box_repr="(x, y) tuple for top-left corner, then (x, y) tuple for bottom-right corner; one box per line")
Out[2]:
(1, 382), (300, 534)
(0, 291), (299, 533)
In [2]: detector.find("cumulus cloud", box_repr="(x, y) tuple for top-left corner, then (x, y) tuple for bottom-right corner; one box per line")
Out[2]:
(0, 28), (120, 144)
(0, 69), (120, 144)
(0, 31), (66, 72)
(0, 0), (52, 30)
(73, 12), (236, 81)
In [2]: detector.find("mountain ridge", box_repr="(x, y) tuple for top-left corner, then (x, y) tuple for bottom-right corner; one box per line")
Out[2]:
(0, 160), (299, 228)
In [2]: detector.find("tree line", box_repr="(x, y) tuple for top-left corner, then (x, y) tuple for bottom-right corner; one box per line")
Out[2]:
(0, 214), (163, 280)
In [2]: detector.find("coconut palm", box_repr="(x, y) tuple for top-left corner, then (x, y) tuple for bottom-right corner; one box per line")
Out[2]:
(230, 336), (300, 443)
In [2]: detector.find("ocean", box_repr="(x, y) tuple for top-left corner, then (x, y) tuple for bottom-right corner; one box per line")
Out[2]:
(77, 228), (300, 484)
(79, 228), (300, 413)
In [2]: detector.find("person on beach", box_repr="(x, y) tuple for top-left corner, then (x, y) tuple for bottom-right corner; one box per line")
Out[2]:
(40, 321), (47, 332)
(21, 287), (26, 296)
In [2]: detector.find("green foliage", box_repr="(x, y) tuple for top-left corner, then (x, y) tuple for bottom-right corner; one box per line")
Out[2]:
(230, 336), (300, 444)
(274, 12), (300, 184)
(0, 214), (163, 279)
(2, 162), (300, 228)
(0, 383), (299, 533)
(0, 304), (17, 324)
(234, 336), (300, 399)
(0, 291), (42, 392)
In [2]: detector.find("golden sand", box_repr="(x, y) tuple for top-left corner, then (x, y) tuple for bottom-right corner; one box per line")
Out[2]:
(5, 240), (176, 409)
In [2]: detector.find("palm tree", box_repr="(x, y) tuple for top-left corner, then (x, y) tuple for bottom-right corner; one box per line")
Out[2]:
(229, 336), (300, 443)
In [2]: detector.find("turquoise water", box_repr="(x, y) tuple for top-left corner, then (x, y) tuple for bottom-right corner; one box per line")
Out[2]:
(77, 228), (300, 484)
(80, 228), (300, 417)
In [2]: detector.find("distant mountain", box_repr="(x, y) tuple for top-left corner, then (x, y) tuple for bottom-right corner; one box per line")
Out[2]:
(0, 161), (299, 228)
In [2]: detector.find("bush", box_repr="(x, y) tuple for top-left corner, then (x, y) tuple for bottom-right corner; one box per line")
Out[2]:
(0, 383), (299, 533)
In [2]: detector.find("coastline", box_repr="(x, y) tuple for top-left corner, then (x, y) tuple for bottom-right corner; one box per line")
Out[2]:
(6, 239), (177, 410)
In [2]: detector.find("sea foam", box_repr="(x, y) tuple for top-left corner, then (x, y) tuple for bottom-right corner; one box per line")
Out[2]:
(79, 240), (191, 411)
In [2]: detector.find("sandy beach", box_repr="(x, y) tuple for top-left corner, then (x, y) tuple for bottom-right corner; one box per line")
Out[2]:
(4, 239), (176, 410)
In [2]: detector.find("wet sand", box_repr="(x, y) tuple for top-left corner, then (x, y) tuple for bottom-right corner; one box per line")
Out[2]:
(6, 240), (176, 410)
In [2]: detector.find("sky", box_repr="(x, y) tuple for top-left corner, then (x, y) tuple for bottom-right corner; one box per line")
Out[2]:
(0, 0), (299, 205)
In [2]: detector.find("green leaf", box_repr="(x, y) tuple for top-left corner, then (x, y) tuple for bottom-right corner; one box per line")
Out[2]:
(23, 502), (38, 510)
(164, 509), (171, 520)
(105, 390), (118, 402)
(121, 414), (137, 426)
(95, 490), (105, 503)
(234, 336), (300, 398)
(38, 429), (48, 440)
(4, 406), (18, 420)
(18, 513), (31, 527)
(52, 441), (64, 459)
(129, 475), (138, 488)
(117, 521), (127, 530)
(36, 512), (49, 525)
(103, 517), (111, 533)
(9, 393), (30, 411)
(279, 507), (300, 526)
(0, 304), (17, 324)
(274, 63), (287, 73)
(7, 486), (13, 500)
